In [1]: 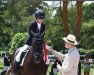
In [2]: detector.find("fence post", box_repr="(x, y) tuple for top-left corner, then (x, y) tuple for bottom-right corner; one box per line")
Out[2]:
(78, 61), (81, 75)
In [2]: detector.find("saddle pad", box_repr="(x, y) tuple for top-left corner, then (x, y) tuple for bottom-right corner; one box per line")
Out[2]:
(19, 47), (31, 66)
(19, 50), (29, 66)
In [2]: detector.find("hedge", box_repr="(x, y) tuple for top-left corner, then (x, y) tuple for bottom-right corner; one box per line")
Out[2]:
(9, 33), (28, 53)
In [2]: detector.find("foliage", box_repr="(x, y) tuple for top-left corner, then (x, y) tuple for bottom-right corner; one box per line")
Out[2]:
(9, 33), (28, 53)
(0, 1), (94, 53)
(83, 3), (94, 21)
(78, 48), (94, 61)
(78, 48), (94, 55)
(44, 4), (65, 51)
(79, 48), (88, 55)
(68, 5), (76, 34)
(80, 19), (94, 49)
(46, 25), (65, 51)
(0, 1), (12, 48)
(0, 0), (43, 51)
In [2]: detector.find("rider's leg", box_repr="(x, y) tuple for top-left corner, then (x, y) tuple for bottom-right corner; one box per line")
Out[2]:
(13, 44), (30, 75)
(15, 44), (30, 62)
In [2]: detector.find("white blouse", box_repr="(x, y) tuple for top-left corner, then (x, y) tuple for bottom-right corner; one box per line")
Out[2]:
(37, 22), (41, 30)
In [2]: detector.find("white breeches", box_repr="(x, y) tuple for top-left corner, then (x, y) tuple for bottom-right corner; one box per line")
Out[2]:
(4, 66), (10, 70)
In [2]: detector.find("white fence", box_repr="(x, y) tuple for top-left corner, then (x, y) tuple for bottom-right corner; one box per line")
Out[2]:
(0, 51), (6, 58)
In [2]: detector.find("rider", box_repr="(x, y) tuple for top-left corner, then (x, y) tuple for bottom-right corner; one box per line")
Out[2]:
(13, 9), (46, 75)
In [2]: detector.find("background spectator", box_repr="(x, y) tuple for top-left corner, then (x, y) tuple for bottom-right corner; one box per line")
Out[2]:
(4, 52), (10, 70)
(83, 53), (90, 75)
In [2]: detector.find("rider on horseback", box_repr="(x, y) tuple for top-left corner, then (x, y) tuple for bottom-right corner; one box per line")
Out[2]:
(13, 9), (46, 75)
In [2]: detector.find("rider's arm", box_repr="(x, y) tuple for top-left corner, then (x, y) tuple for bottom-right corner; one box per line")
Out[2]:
(25, 21), (36, 46)
(28, 22), (36, 36)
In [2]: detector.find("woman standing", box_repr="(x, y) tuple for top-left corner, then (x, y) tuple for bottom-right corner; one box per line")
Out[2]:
(83, 53), (90, 75)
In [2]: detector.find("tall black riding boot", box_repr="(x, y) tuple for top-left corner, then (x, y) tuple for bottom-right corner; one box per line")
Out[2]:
(12, 61), (19, 75)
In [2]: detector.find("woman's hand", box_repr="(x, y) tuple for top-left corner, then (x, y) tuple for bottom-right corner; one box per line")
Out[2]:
(48, 48), (53, 51)
(57, 64), (62, 71)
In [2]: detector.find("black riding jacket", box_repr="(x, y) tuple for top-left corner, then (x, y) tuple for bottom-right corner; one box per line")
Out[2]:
(4, 56), (10, 66)
(25, 21), (45, 46)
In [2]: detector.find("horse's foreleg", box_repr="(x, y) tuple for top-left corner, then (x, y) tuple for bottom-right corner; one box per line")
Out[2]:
(6, 70), (10, 75)
(6, 65), (13, 75)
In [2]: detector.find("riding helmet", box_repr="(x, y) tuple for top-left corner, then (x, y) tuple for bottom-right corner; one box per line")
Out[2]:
(35, 10), (45, 19)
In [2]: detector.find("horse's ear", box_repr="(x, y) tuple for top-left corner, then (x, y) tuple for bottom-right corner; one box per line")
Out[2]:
(41, 31), (45, 37)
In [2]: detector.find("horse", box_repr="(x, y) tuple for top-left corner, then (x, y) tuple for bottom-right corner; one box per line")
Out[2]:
(6, 32), (48, 75)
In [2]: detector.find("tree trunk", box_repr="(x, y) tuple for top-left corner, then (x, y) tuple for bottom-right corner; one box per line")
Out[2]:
(75, 1), (83, 37)
(62, 1), (69, 36)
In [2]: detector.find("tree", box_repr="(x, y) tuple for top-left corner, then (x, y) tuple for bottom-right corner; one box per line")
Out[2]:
(68, 2), (76, 34)
(0, 0), (43, 51)
(75, 1), (83, 37)
(83, 3), (94, 21)
(62, 1), (69, 36)
(80, 19), (94, 49)
(0, 1), (12, 49)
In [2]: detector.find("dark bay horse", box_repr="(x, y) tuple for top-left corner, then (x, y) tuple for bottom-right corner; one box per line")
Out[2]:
(6, 33), (48, 75)
(21, 35), (48, 75)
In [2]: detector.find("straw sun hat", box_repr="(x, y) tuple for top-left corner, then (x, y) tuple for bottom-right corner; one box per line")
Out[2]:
(63, 34), (78, 45)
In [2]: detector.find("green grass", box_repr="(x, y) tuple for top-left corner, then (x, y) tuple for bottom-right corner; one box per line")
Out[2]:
(81, 64), (94, 75)
(0, 59), (4, 70)
(81, 68), (94, 75)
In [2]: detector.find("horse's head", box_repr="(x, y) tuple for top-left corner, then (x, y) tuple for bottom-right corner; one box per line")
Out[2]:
(31, 32), (45, 64)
